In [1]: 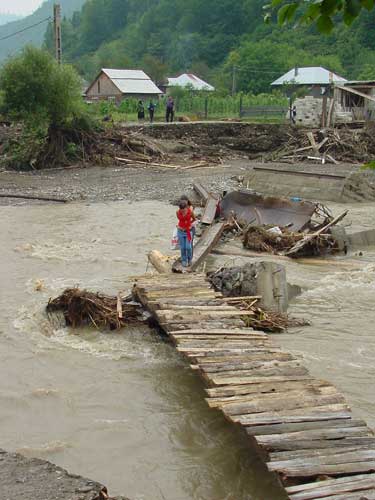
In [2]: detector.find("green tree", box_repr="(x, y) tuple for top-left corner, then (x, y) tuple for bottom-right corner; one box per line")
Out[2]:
(268, 0), (375, 34)
(0, 46), (82, 127)
(0, 47), (91, 168)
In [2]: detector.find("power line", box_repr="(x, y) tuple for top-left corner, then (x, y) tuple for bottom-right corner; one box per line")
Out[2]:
(0, 16), (51, 42)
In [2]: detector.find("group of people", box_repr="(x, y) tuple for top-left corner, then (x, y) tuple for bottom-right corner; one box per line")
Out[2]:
(137, 96), (175, 123)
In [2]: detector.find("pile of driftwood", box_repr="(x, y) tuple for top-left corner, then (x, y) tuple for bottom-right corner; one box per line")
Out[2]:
(241, 210), (347, 258)
(46, 288), (141, 330)
(243, 226), (303, 254)
(268, 128), (374, 164)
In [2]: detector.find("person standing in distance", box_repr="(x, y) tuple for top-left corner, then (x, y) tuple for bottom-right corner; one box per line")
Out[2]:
(166, 96), (175, 123)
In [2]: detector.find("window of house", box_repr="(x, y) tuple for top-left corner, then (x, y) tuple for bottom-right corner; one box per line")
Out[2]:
(98, 80), (101, 94)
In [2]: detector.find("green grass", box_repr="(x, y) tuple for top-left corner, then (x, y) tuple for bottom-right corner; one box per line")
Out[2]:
(86, 94), (289, 124)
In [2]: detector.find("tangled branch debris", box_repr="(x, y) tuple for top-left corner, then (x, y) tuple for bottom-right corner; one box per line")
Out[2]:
(242, 226), (303, 253)
(46, 288), (142, 330)
(267, 127), (375, 164)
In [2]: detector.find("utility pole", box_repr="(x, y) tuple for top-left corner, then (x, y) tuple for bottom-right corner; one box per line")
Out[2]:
(232, 65), (237, 96)
(54, 3), (62, 64)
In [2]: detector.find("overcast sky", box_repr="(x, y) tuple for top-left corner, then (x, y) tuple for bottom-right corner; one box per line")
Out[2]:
(0, 0), (44, 15)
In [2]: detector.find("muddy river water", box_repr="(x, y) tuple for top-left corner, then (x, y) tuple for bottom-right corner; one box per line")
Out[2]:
(0, 199), (374, 500)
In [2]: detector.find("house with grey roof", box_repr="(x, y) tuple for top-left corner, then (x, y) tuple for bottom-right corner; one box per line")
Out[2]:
(271, 67), (347, 89)
(167, 73), (215, 91)
(85, 68), (162, 103)
(271, 67), (350, 127)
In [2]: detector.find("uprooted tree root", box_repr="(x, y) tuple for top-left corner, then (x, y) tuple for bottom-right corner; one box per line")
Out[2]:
(2, 120), (166, 170)
(46, 288), (142, 330)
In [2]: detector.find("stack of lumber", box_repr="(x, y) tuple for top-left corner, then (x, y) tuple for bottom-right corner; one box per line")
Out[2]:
(133, 272), (375, 500)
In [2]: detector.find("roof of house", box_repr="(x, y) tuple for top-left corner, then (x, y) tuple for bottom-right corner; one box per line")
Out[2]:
(271, 67), (347, 86)
(100, 68), (162, 94)
(167, 73), (215, 91)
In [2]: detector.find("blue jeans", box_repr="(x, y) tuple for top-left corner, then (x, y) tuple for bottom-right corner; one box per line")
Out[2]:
(177, 228), (192, 266)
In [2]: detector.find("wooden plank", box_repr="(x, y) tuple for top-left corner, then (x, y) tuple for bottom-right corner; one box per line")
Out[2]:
(206, 380), (328, 398)
(173, 334), (268, 341)
(270, 450), (375, 470)
(207, 386), (340, 409)
(190, 222), (226, 271)
(193, 182), (212, 202)
(259, 426), (370, 448)
(157, 310), (254, 322)
(208, 367), (310, 386)
(316, 489), (375, 500)
(271, 443), (375, 461)
(159, 305), (238, 311)
(201, 194), (219, 225)
(231, 404), (351, 426)
(196, 352), (296, 365)
(246, 418), (367, 436)
(268, 459), (375, 477)
(173, 335), (261, 341)
(287, 474), (375, 499)
(198, 358), (303, 373)
(170, 328), (263, 336)
(262, 437), (375, 452)
(218, 393), (345, 417)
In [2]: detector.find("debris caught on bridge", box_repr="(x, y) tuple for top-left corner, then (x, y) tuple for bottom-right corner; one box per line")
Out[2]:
(46, 288), (142, 330)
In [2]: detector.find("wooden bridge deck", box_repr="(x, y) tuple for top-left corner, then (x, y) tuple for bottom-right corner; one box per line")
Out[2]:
(132, 272), (375, 500)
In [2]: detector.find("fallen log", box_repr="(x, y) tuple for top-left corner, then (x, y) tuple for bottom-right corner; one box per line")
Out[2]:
(148, 250), (172, 273)
(0, 193), (67, 203)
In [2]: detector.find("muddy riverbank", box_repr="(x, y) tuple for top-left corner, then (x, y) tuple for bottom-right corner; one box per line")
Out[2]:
(0, 449), (129, 500)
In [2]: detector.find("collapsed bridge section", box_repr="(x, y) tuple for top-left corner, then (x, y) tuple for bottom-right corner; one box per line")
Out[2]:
(133, 272), (375, 500)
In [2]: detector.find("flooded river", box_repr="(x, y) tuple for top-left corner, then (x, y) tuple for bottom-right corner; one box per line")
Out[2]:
(1, 199), (374, 500)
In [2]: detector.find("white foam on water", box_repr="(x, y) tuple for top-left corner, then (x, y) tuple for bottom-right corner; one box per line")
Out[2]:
(16, 441), (70, 457)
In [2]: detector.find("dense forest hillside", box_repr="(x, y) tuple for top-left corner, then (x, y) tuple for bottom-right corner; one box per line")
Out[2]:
(0, 0), (86, 63)
(44, 0), (375, 94)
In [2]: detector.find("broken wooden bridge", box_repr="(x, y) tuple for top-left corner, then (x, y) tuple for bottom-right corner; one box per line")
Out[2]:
(133, 272), (375, 500)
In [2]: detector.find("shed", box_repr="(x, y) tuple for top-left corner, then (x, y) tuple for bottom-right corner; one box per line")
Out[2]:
(271, 67), (348, 127)
(85, 68), (162, 103)
(167, 73), (215, 91)
(333, 81), (375, 122)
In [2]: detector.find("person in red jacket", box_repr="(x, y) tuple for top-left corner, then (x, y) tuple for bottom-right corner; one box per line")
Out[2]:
(176, 200), (196, 270)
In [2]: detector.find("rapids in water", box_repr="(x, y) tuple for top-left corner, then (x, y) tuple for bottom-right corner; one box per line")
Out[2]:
(1, 199), (374, 500)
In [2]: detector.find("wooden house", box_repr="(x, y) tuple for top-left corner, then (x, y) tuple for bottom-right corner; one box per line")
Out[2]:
(85, 68), (162, 103)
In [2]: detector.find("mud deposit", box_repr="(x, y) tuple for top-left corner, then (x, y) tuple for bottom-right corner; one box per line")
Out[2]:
(0, 449), (128, 500)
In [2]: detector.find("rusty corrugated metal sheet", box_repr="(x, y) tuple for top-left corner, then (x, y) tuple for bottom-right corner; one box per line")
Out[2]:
(220, 189), (316, 232)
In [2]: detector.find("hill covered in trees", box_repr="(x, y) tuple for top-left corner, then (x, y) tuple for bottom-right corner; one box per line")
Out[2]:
(43, 0), (375, 94)
(0, 0), (86, 63)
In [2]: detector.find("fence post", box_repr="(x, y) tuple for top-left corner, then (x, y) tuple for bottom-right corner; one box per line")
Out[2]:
(204, 97), (208, 120)
(239, 95), (243, 119)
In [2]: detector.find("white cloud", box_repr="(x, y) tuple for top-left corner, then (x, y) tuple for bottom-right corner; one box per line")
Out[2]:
(0, 0), (44, 16)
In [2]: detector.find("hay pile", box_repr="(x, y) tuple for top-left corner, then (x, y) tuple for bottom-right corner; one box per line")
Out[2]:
(46, 288), (141, 330)
(243, 226), (303, 254)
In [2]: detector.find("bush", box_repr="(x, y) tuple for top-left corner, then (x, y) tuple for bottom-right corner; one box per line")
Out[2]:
(0, 47), (98, 169)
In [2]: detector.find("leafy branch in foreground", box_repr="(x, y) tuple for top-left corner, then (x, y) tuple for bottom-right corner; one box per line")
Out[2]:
(265, 0), (375, 33)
